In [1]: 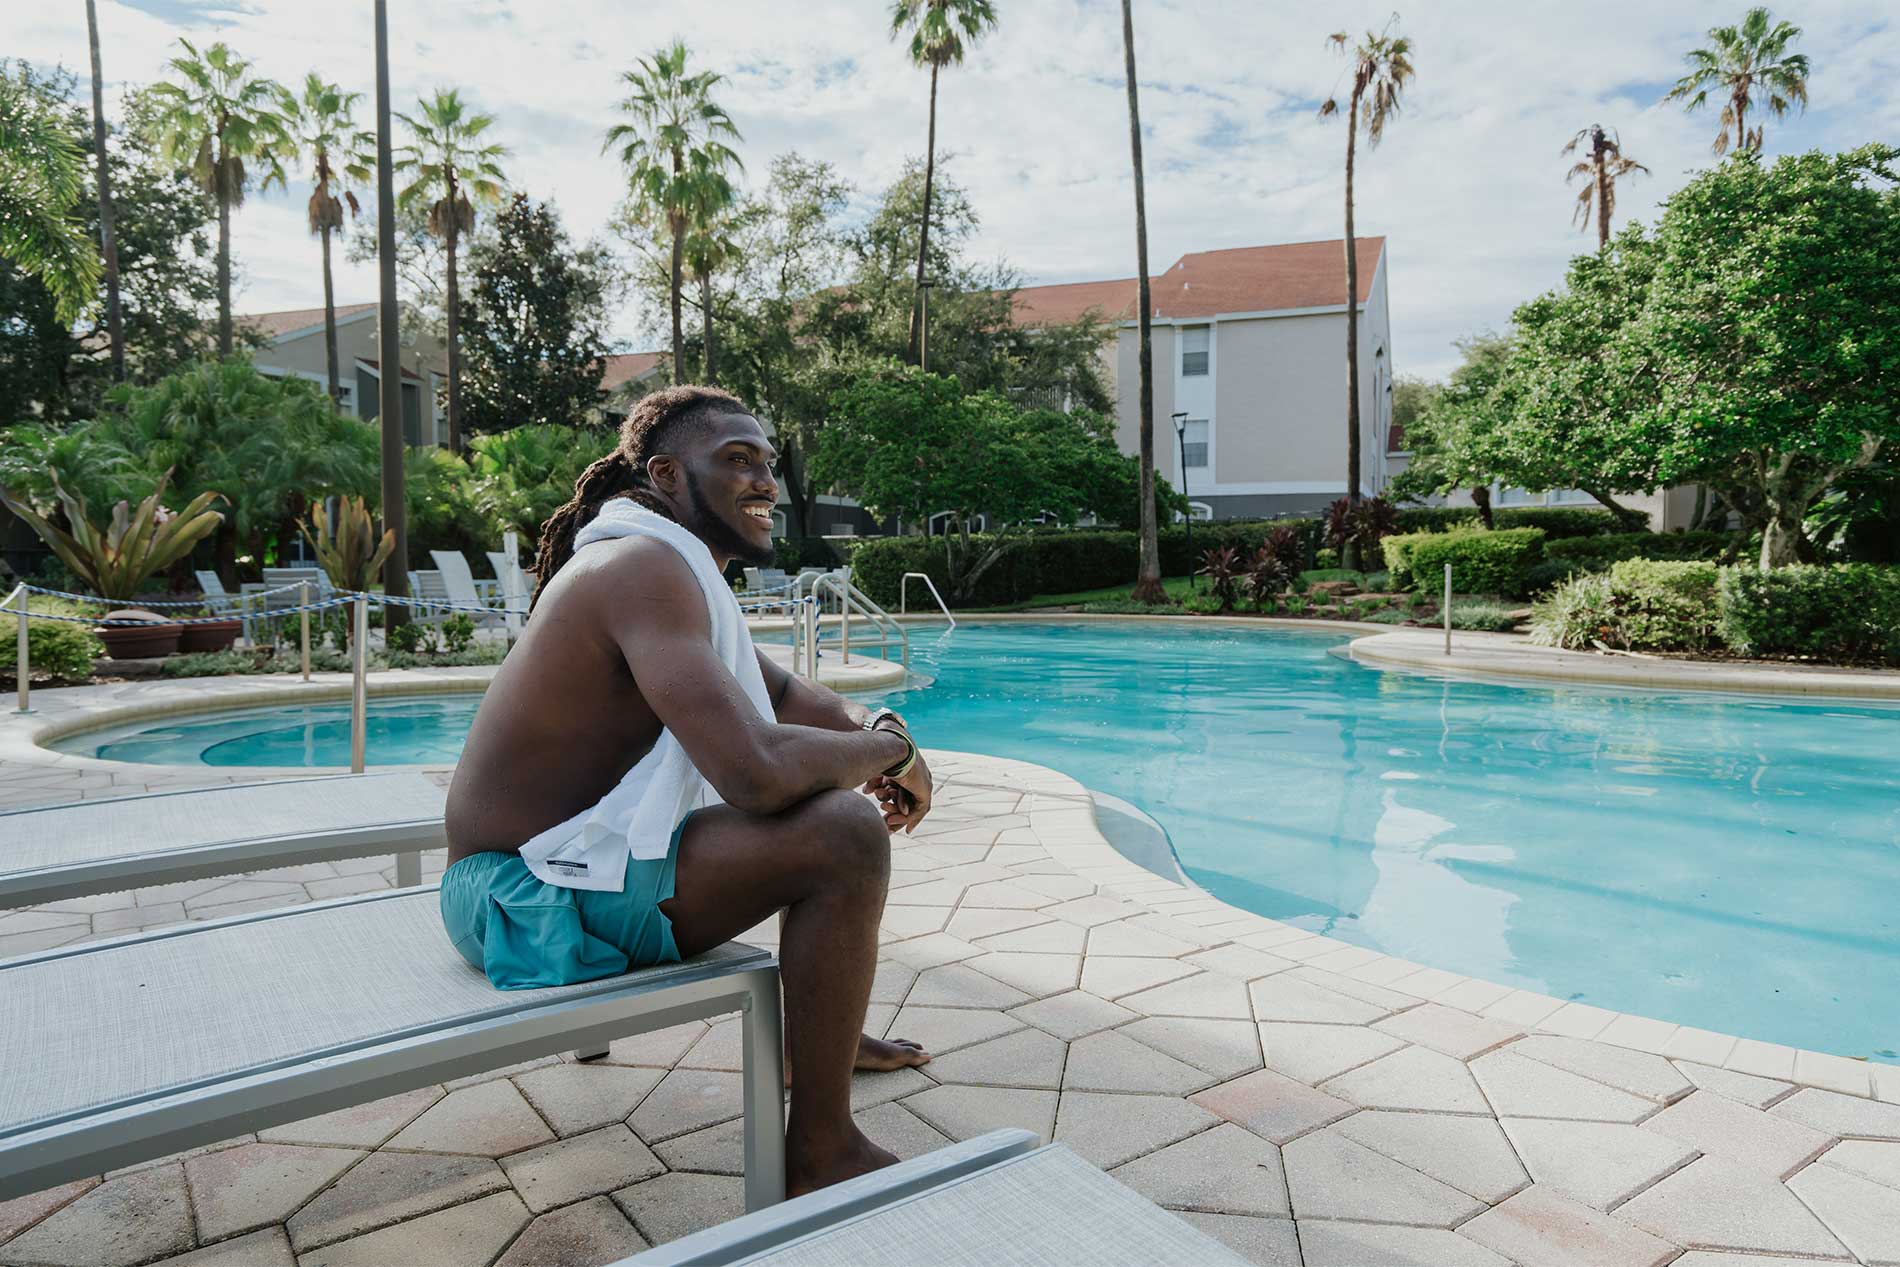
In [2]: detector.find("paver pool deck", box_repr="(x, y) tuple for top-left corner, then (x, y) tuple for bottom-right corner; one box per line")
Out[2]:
(2, 666), (1899, 1266)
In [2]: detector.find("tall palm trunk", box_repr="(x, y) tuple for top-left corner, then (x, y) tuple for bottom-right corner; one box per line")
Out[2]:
(215, 132), (233, 358)
(1341, 91), (1362, 508)
(668, 217), (686, 385)
(1735, 96), (1748, 152)
(1593, 130), (1611, 250)
(907, 62), (940, 366)
(1123, 0), (1163, 604)
(700, 271), (717, 385)
(444, 223), (461, 451)
(85, 0), (124, 381)
(320, 214), (341, 403)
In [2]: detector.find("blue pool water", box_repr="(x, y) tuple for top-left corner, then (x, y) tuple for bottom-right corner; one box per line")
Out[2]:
(60, 622), (1900, 1062)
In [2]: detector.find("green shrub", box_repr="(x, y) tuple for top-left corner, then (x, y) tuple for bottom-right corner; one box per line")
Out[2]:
(1361, 607), (1411, 625)
(441, 614), (475, 654)
(1716, 564), (1900, 664)
(1529, 560), (1721, 652)
(385, 622), (426, 655)
(1394, 505), (1643, 538)
(1314, 547), (1340, 569)
(774, 536), (843, 572)
(1382, 527), (1545, 596)
(1447, 599), (1523, 632)
(1546, 530), (1738, 569)
(23, 621), (103, 682)
(1522, 559), (1587, 595)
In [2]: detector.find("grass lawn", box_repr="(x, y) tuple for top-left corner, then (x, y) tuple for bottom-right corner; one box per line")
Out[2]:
(968, 574), (1201, 611)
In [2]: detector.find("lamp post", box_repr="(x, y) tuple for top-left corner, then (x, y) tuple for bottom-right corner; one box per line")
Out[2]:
(1171, 410), (1191, 587)
(373, 0), (409, 630)
(918, 278), (936, 372)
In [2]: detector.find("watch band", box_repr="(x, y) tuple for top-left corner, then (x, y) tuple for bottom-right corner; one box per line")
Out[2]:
(881, 727), (919, 780)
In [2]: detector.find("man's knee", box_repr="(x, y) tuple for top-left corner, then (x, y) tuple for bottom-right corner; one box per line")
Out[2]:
(796, 789), (891, 883)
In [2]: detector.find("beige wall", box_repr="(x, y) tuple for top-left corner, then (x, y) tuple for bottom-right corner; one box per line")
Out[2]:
(253, 312), (449, 446)
(1113, 324), (1175, 473)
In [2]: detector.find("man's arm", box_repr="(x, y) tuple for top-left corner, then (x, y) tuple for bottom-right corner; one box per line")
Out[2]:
(591, 541), (911, 817)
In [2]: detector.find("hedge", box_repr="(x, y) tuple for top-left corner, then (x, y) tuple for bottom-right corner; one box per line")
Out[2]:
(845, 519), (1323, 609)
(1545, 530), (1738, 568)
(1394, 505), (1646, 538)
(1381, 527), (1546, 596)
(1717, 564), (1900, 664)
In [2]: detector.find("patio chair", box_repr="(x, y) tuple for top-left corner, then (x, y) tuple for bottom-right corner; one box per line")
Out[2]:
(0, 889), (785, 1210)
(0, 774), (445, 908)
(486, 550), (534, 615)
(194, 570), (252, 642)
(406, 569), (450, 627)
(616, 1130), (1249, 1266)
(431, 550), (518, 635)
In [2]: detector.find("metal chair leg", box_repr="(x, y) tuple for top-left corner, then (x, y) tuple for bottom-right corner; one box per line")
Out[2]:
(740, 965), (788, 1211)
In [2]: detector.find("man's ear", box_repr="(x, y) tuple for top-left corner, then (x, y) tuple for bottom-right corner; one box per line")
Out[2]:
(646, 454), (680, 496)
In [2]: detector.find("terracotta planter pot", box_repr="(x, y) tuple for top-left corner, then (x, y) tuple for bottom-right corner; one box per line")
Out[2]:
(178, 618), (242, 653)
(96, 609), (183, 659)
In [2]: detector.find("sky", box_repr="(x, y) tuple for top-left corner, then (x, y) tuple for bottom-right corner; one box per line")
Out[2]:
(12, 0), (1899, 379)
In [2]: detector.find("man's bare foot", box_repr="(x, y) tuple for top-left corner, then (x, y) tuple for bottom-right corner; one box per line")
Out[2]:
(786, 1033), (932, 1089)
(786, 1126), (901, 1198)
(857, 1033), (931, 1071)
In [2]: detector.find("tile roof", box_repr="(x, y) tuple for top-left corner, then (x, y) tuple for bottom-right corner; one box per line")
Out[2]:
(600, 351), (667, 391)
(239, 303), (377, 339)
(1011, 237), (1385, 326)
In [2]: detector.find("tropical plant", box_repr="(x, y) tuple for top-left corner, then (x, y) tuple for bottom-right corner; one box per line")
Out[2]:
(604, 41), (742, 386)
(1244, 541), (1297, 608)
(1197, 546), (1242, 613)
(1323, 495), (1401, 563)
(301, 494), (394, 593)
(394, 87), (508, 452)
(0, 471), (222, 603)
(280, 73), (373, 406)
(1664, 7), (1808, 155)
(0, 61), (101, 325)
(888, 0), (998, 365)
(1563, 125), (1647, 249)
(141, 39), (288, 357)
(1118, 0), (1164, 604)
(83, 1), (123, 377)
(1320, 18), (1413, 513)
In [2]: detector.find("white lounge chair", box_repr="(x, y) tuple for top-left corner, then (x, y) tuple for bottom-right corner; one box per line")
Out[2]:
(486, 550), (533, 615)
(432, 550), (520, 636)
(0, 890), (785, 1210)
(0, 774), (444, 908)
(194, 570), (253, 642)
(616, 1130), (1249, 1266)
(406, 569), (451, 627)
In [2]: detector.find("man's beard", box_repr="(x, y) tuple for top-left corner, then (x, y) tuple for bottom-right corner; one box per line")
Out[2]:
(682, 468), (777, 565)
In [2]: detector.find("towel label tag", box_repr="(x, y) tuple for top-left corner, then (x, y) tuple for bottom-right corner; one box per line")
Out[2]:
(544, 858), (590, 875)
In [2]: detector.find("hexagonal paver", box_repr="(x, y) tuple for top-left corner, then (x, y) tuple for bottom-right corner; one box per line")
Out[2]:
(1772, 1088), (1900, 1139)
(1615, 1155), (1850, 1257)
(0, 1165), (193, 1267)
(614, 1172), (746, 1249)
(1120, 1016), (1263, 1081)
(1120, 971), (1255, 1020)
(1787, 1159), (1900, 1264)
(1460, 1186), (1675, 1267)
(901, 1085), (1058, 1144)
(296, 1191), (529, 1267)
(1509, 1035), (1694, 1104)
(492, 1195), (646, 1267)
(1259, 1021), (1404, 1083)
(256, 1088), (441, 1149)
(1469, 1050), (1654, 1123)
(884, 1005), (1023, 1056)
(499, 1124), (665, 1213)
(513, 1062), (665, 1136)
(1644, 1090), (1834, 1178)
(1819, 1138), (1900, 1190)
(627, 1069), (743, 1142)
(286, 1152), (507, 1251)
(1373, 1002), (1522, 1059)
(0, 1179), (98, 1244)
(150, 1227), (295, 1266)
(1334, 1111), (1528, 1203)
(1007, 990), (1135, 1040)
(1189, 1068), (1354, 1145)
(1282, 1130), (1484, 1227)
(1179, 1212), (1301, 1266)
(182, 1142), (362, 1241)
(1052, 1091), (1219, 1170)
(1673, 1060), (1795, 1109)
(923, 1027), (1068, 1090)
(1299, 1222), (1511, 1267)
(1108, 1123), (1288, 1217)
(1078, 955), (1198, 999)
(1321, 1044), (1489, 1114)
(1063, 1030), (1209, 1094)
(965, 951), (1083, 998)
(854, 1101), (954, 1160)
(1249, 974), (1388, 1025)
(1500, 1118), (1696, 1210)
(385, 1079), (555, 1156)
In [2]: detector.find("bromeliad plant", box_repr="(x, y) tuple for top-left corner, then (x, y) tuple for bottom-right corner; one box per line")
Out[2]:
(0, 472), (223, 604)
(300, 495), (395, 593)
(1198, 545), (1243, 613)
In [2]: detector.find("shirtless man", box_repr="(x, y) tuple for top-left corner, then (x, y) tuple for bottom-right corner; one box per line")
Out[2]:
(443, 385), (931, 1196)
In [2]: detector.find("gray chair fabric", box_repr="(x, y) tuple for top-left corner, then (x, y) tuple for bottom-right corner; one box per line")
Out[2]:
(0, 888), (781, 1203)
(620, 1135), (1251, 1267)
(0, 774), (446, 908)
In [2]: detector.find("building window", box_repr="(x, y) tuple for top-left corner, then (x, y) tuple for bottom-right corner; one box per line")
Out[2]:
(335, 382), (355, 416)
(1182, 418), (1209, 469)
(1181, 326), (1210, 376)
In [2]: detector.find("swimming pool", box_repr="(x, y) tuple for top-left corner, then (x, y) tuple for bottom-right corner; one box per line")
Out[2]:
(55, 621), (1900, 1062)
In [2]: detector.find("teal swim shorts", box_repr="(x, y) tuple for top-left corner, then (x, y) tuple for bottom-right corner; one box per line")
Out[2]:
(439, 812), (694, 990)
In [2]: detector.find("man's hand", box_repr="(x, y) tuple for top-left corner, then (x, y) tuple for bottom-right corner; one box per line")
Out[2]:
(862, 723), (931, 834)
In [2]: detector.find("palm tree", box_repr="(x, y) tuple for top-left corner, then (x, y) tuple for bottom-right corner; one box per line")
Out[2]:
(142, 39), (288, 357)
(84, 0), (124, 379)
(1120, 0), (1163, 604)
(888, 0), (998, 365)
(604, 42), (742, 386)
(1563, 125), (1647, 249)
(1320, 19), (1413, 512)
(0, 64), (101, 325)
(1664, 7), (1808, 155)
(394, 88), (507, 452)
(281, 74), (373, 408)
(684, 205), (741, 386)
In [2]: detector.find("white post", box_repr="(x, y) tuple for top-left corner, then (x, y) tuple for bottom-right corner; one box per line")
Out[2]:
(502, 529), (524, 639)
(839, 585), (851, 665)
(299, 582), (311, 681)
(1443, 562), (1453, 656)
(350, 596), (368, 774)
(11, 587), (29, 715)
(805, 599), (818, 679)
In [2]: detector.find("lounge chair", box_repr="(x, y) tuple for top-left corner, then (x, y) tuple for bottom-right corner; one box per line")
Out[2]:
(194, 570), (253, 642)
(432, 549), (520, 636)
(0, 774), (444, 907)
(486, 550), (534, 615)
(0, 889), (786, 1210)
(406, 569), (450, 627)
(617, 1130), (1249, 1266)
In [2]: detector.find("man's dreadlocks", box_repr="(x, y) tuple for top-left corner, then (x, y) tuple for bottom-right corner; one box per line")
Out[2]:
(532, 385), (747, 605)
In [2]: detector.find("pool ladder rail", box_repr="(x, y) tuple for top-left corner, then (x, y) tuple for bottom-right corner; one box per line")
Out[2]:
(786, 577), (912, 678)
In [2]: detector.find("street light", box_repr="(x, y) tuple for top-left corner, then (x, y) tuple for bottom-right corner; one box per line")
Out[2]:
(373, 0), (409, 629)
(1171, 410), (1192, 587)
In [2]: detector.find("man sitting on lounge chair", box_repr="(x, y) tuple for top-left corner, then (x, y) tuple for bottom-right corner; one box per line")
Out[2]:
(444, 385), (930, 1197)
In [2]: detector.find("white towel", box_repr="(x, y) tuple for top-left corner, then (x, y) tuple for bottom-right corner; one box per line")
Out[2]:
(517, 499), (774, 892)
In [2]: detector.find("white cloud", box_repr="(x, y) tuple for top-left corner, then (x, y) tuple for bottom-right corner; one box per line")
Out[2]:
(14, 0), (1898, 377)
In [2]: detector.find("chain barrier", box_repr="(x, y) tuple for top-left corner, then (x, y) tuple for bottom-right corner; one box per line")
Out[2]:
(20, 581), (312, 607)
(15, 596), (361, 627)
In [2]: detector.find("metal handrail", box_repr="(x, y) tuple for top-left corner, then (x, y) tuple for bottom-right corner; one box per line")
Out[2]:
(900, 572), (956, 627)
(811, 575), (909, 670)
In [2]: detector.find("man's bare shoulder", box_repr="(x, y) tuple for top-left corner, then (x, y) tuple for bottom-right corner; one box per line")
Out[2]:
(552, 534), (708, 635)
